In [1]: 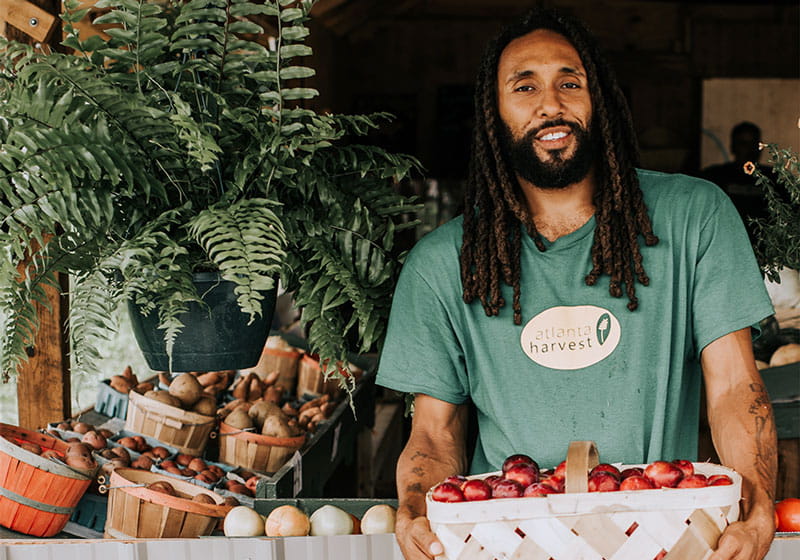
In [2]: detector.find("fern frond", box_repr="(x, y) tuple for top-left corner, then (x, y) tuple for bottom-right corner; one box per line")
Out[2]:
(188, 198), (286, 320)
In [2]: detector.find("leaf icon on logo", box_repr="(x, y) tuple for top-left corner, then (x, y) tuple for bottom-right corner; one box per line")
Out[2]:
(596, 313), (611, 345)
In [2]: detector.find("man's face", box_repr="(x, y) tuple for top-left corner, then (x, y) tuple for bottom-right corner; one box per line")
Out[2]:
(496, 29), (595, 189)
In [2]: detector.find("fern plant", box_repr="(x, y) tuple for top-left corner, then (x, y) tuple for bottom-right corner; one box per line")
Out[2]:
(0, 0), (420, 389)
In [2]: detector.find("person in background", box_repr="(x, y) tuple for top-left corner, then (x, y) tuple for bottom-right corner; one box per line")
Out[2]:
(702, 121), (777, 242)
(376, 6), (777, 560)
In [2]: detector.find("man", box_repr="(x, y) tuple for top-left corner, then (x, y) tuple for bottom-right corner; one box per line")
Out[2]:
(376, 6), (778, 560)
(702, 121), (777, 243)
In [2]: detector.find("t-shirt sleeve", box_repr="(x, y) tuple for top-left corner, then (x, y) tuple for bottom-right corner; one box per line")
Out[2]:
(691, 191), (774, 354)
(376, 258), (469, 405)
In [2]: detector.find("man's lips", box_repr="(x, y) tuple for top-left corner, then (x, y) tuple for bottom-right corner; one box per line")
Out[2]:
(534, 126), (573, 148)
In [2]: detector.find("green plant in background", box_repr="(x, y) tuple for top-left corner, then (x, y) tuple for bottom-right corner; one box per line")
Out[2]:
(749, 142), (800, 282)
(0, 0), (420, 390)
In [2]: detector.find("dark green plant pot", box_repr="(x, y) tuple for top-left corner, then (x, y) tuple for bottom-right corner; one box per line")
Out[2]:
(128, 273), (277, 372)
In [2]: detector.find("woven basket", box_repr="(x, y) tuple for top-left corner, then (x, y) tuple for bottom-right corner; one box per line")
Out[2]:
(105, 468), (230, 539)
(217, 420), (305, 475)
(295, 354), (362, 400)
(0, 423), (94, 537)
(251, 335), (301, 392)
(125, 390), (216, 455)
(427, 441), (742, 560)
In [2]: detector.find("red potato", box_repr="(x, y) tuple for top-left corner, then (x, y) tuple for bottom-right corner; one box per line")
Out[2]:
(644, 461), (684, 488)
(462, 479), (492, 501)
(523, 482), (559, 497)
(431, 482), (466, 503)
(489, 479), (524, 498)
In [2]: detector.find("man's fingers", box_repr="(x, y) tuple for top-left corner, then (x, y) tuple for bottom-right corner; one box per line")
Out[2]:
(410, 516), (444, 558)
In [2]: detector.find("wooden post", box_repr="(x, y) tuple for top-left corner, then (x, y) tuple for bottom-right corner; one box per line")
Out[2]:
(2, 0), (71, 429)
(16, 275), (71, 429)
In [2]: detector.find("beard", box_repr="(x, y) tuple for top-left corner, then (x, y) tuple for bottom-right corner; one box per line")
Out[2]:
(501, 118), (596, 189)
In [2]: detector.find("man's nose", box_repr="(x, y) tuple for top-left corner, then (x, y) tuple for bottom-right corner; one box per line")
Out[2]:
(537, 86), (564, 119)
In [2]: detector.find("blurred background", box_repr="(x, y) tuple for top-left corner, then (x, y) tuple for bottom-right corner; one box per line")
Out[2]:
(0, 0), (798, 423)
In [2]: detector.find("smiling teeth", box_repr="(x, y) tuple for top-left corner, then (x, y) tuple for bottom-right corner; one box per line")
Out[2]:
(540, 132), (567, 141)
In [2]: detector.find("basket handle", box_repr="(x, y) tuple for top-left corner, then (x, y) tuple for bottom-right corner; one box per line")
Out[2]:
(564, 440), (599, 494)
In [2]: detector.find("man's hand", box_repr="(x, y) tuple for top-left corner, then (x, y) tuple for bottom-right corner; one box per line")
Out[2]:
(710, 514), (775, 560)
(395, 506), (444, 560)
(395, 394), (468, 560)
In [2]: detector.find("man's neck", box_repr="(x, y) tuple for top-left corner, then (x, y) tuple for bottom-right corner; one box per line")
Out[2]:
(519, 173), (597, 242)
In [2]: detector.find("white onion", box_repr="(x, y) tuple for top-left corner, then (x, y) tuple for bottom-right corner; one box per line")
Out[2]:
(309, 505), (354, 536)
(360, 504), (397, 534)
(224, 506), (266, 537)
(265, 505), (310, 537)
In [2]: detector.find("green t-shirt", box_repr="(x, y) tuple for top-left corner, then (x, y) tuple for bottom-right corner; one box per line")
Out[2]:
(376, 169), (774, 474)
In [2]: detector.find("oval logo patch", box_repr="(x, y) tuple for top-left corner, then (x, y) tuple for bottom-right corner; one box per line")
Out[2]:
(520, 305), (621, 370)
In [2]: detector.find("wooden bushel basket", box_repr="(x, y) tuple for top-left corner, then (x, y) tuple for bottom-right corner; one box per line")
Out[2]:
(251, 336), (301, 393)
(427, 441), (743, 560)
(125, 390), (216, 455)
(217, 420), (306, 475)
(105, 468), (230, 538)
(0, 423), (94, 537)
(296, 354), (362, 400)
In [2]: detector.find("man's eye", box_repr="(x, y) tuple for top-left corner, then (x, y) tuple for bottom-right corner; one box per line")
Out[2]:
(562, 82), (580, 89)
(515, 85), (534, 92)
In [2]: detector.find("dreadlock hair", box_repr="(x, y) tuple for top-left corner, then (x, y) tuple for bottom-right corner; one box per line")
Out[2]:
(460, 5), (659, 325)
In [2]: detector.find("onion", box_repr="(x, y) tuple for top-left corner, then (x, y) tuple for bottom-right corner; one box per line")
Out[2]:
(224, 506), (265, 537)
(360, 504), (397, 534)
(309, 505), (354, 536)
(265, 505), (310, 537)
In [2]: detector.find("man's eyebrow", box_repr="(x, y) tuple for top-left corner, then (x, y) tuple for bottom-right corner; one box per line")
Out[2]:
(505, 66), (585, 84)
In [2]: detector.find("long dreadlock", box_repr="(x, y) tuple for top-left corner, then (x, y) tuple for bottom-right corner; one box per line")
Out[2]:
(460, 6), (659, 325)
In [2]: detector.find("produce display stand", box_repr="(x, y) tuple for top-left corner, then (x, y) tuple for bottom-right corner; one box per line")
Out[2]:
(0, 529), (798, 560)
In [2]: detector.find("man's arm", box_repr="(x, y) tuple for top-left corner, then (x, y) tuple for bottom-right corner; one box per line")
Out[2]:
(395, 394), (469, 560)
(701, 327), (777, 560)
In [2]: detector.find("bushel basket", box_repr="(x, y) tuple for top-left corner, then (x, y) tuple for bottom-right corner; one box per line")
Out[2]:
(0, 423), (94, 537)
(104, 468), (230, 538)
(125, 389), (216, 455)
(426, 441), (742, 560)
(252, 335), (301, 393)
(217, 419), (305, 475)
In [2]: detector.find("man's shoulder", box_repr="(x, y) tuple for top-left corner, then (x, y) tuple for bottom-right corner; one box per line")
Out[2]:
(637, 168), (728, 209)
(407, 216), (464, 260)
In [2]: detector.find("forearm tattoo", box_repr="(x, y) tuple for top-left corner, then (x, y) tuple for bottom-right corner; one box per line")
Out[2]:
(747, 382), (777, 501)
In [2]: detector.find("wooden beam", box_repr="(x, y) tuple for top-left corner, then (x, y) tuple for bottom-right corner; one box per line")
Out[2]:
(310, 0), (351, 18)
(16, 274), (71, 430)
(6, 0), (71, 429)
(0, 0), (58, 43)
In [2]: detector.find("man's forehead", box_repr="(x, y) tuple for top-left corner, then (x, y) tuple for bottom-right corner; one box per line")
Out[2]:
(498, 29), (585, 76)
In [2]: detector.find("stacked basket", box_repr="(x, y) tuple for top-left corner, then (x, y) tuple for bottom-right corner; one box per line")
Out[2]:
(251, 335), (302, 394)
(125, 390), (216, 456)
(217, 420), (306, 475)
(0, 424), (95, 537)
(426, 441), (742, 560)
(105, 468), (230, 538)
